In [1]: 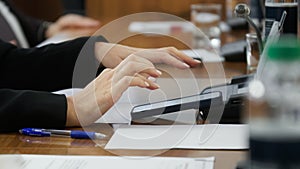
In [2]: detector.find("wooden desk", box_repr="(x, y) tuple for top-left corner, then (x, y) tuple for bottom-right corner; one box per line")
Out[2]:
(0, 126), (247, 168)
(0, 28), (248, 169)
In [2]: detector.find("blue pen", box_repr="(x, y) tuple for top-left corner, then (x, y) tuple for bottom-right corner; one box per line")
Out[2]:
(19, 128), (106, 139)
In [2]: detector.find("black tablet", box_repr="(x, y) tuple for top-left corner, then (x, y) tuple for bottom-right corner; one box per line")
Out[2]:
(130, 92), (223, 121)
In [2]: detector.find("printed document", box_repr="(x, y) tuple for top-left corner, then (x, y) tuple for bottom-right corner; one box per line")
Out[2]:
(0, 155), (214, 169)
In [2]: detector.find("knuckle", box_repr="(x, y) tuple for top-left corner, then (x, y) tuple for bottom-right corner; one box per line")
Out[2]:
(102, 68), (112, 73)
(127, 54), (139, 61)
(167, 46), (177, 52)
(122, 76), (133, 84)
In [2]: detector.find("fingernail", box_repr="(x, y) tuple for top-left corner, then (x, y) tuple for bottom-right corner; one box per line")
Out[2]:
(148, 76), (157, 82)
(183, 63), (190, 68)
(194, 59), (201, 63)
(156, 70), (162, 75)
(153, 83), (160, 88)
(144, 81), (150, 87)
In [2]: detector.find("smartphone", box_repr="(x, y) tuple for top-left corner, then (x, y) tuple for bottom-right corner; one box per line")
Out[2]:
(130, 92), (223, 121)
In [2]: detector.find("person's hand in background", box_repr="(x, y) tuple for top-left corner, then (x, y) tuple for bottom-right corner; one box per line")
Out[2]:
(66, 54), (161, 126)
(95, 42), (201, 69)
(46, 14), (100, 38)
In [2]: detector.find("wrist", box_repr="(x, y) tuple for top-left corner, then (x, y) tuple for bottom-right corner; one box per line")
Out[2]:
(66, 96), (80, 127)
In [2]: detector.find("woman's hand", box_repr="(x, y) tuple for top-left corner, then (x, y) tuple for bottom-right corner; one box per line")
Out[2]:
(66, 54), (161, 126)
(95, 42), (201, 69)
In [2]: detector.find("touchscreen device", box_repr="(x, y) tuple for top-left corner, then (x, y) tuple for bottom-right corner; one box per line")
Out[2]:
(130, 16), (282, 123)
(131, 92), (223, 121)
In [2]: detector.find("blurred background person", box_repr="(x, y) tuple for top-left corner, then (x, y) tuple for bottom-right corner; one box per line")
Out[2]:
(0, 0), (100, 48)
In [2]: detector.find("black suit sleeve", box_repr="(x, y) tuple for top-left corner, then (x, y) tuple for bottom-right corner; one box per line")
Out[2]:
(0, 89), (67, 132)
(0, 36), (107, 91)
(0, 36), (107, 132)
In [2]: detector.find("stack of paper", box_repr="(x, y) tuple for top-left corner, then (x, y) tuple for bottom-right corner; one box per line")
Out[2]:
(0, 154), (214, 169)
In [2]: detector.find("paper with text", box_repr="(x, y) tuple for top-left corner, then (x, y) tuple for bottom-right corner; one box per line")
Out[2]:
(0, 155), (215, 169)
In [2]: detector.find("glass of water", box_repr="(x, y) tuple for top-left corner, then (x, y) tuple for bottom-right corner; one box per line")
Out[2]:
(191, 3), (222, 51)
(246, 33), (260, 73)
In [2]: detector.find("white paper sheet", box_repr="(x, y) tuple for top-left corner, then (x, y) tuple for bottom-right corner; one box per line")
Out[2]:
(0, 154), (215, 169)
(129, 21), (194, 34)
(105, 124), (249, 150)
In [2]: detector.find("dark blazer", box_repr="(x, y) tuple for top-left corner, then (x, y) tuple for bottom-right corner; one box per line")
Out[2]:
(0, 36), (106, 132)
(2, 0), (50, 46)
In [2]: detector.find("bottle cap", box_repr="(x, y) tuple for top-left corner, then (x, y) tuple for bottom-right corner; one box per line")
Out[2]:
(267, 35), (300, 61)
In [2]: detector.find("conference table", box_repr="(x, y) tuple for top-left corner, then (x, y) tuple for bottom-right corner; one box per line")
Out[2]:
(0, 25), (249, 169)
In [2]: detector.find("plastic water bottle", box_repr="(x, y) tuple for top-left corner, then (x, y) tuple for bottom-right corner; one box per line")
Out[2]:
(248, 36), (300, 169)
(262, 36), (300, 122)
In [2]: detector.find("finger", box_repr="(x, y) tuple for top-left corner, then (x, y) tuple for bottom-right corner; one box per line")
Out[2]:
(59, 14), (100, 28)
(137, 73), (159, 81)
(139, 67), (162, 77)
(134, 73), (157, 82)
(133, 50), (194, 69)
(74, 17), (100, 27)
(114, 56), (161, 79)
(158, 53), (192, 69)
(112, 76), (159, 101)
(138, 72), (151, 79)
(135, 74), (160, 90)
(114, 64), (161, 82)
(165, 47), (201, 67)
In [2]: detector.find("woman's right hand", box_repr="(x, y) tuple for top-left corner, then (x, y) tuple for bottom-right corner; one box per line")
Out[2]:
(65, 54), (161, 127)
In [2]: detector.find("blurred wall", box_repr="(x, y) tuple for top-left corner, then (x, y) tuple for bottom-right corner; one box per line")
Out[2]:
(11, 0), (248, 23)
(86, 0), (227, 24)
(12, 0), (63, 21)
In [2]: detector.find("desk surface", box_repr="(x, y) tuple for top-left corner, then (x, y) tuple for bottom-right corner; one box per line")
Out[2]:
(0, 27), (248, 169)
(0, 122), (247, 169)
